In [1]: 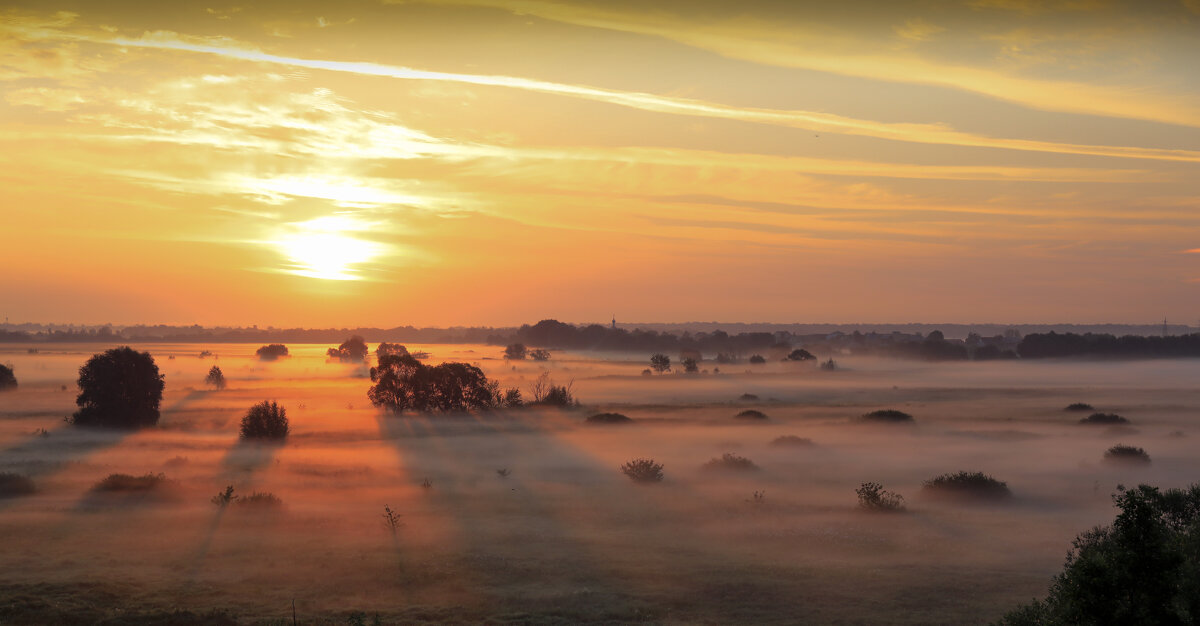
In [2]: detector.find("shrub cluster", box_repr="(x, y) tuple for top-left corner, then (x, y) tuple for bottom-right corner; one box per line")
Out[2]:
(240, 401), (289, 440)
(1079, 412), (1130, 425)
(770, 435), (815, 447)
(921, 471), (1011, 501)
(369, 354), (499, 413)
(327, 336), (369, 362)
(91, 473), (170, 492)
(856, 482), (906, 512)
(734, 410), (768, 420)
(1063, 402), (1094, 412)
(0, 473), (35, 497)
(585, 412), (633, 425)
(255, 344), (290, 361)
(621, 458), (664, 483)
(860, 409), (914, 423)
(701, 453), (760, 472)
(1103, 444), (1151, 465)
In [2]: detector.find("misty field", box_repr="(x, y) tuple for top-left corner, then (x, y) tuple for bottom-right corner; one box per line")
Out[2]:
(1, 344), (1198, 624)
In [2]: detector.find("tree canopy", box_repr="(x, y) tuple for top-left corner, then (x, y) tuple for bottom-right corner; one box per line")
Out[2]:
(0, 364), (15, 391)
(368, 353), (499, 413)
(72, 346), (164, 429)
(327, 335), (369, 362)
(255, 344), (290, 361)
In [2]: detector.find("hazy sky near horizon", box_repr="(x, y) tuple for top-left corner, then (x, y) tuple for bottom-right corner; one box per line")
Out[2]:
(2, 0), (1198, 327)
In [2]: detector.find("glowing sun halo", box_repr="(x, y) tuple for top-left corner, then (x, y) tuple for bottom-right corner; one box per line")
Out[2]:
(273, 216), (385, 281)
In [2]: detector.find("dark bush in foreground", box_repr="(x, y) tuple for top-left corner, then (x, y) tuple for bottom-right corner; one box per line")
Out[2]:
(586, 412), (633, 425)
(91, 473), (169, 492)
(923, 471), (1011, 501)
(0, 473), (35, 497)
(240, 401), (289, 440)
(995, 484), (1200, 625)
(701, 453), (760, 472)
(857, 482), (905, 512)
(0, 364), (16, 390)
(734, 409), (768, 420)
(1063, 402), (1094, 412)
(1080, 412), (1129, 425)
(860, 409), (914, 423)
(1103, 444), (1151, 465)
(770, 435), (815, 447)
(621, 458), (664, 483)
(72, 347), (164, 429)
(255, 344), (290, 361)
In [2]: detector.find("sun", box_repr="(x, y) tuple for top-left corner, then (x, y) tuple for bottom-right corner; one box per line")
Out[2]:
(273, 216), (386, 281)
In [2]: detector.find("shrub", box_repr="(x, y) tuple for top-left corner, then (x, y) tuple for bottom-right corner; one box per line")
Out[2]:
(382, 504), (403, 535)
(376, 342), (409, 358)
(786, 348), (815, 361)
(1080, 412), (1129, 425)
(255, 344), (290, 361)
(204, 365), (226, 390)
(504, 343), (527, 360)
(860, 409), (914, 423)
(819, 358), (838, 371)
(995, 484), (1200, 625)
(72, 347), (164, 429)
(649, 354), (671, 374)
(1103, 444), (1151, 465)
(770, 435), (815, 447)
(922, 471), (1011, 501)
(857, 482), (905, 512)
(621, 458), (664, 483)
(369, 354), (499, 413)
(734, 409), (768, 420)
(0, 473), (35, 497)
(586, 412), (633, 425)
(748, 355), (766, 364)
(240, 401), (289, 440)
(701, 453), (760, 472)
(0, 364), (16, 390)
(211, 485), (237, 507)
(529, 348), (551, 361)
(738, 393), (760, 401)
(1064, 402), (1094, 412)
(682, 357), (699, 373)
(327, 336), (369, 362)
(529, 372), (576, 407)
(236, 492), (283, 508)
(500, 387), (523, 408)
(92, 473), (169, 492)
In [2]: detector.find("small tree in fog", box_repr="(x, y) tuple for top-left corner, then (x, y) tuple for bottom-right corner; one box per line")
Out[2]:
(748, 355), (766, 365)
(856, 482), (906, 512)
(621, 458), (664, 483)
(240, 401), (289, 440)
(786, 348), (815, 361)
(528, 348), (551, 361)
(327, 335), (369, 362)
(0, 364), (16, 391)
(72, 347), (164, 429)
(682, 357), (699, 374)
(504, 343), (527, 360)
(376, 342), (409, 359)
(368, 353), (499, 413)
(204, 365), (226, 390)
(650, 353), (671, 374)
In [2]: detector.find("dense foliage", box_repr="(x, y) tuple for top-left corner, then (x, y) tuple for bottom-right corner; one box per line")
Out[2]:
(586, 412), (633, 425)
(204, 365), (226, 390)
(239, 401), (289, 440)
(996, 484), (1200, 625)
(922, 471), (1011, 500)
(860, 409), (914, 423)
(1103, 445), (1151, 465)
(0, 364), (15, 390)
(368, 353), (499, 413)
(327, 335), (369, 362)
(1018, 331), (1200, 358)
(621, 458), (664, 483)
(255, 344), (290, 361)
(857, 482), (906, 512)
(1079, 412), (1129, 425)
(503, 343), (527, 360)
(72, 347), (164, 429)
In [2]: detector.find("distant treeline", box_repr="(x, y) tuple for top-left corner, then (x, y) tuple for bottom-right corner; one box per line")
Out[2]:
(0, 325), (508, 345)
(1016, 331), (1200, 359)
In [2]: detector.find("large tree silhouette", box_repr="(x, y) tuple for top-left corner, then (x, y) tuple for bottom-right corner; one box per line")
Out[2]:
(72, 347), (164, 429)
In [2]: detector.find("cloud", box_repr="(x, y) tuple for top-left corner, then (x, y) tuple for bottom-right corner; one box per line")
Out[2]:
(893, 18), (945, 42)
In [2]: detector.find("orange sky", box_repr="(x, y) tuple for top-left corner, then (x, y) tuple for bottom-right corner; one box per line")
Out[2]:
(1, 0), (1198, 327)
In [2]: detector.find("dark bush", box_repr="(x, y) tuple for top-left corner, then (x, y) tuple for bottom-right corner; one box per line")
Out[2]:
(255, 344), (290, 361)
(922, 471), (1011, 501)
(995, 484), (1200, 625)
(239, 401), (289, 440)
(327, 336), (369, 362)
(0, 473), (35, 497)
(1063, 402), (1094, 412)
(1103, 444), (1151, 465)
(500, 387), (523, 408)
(529, 348), (551, 361)
(770, 435), (815, 447)
(369, 354), (499, 413)
(376, 342), (408, 358)
(682, 357), (699, 373)
(72, 347), (164, 429)
(857, 482), (905, 512)
(734, 409), (768, 420)
(586, 412), (633, 425)
(236, 492), (283, 508)
(0, 364), (16, 390)
(738, 393), (760, 401)
(204, 365), (226, 390)
(504, 343), (527, 360)
(1080, 412), (1129, 425)
(649, 353), (671, 373)
(621, 458), (664, 483)
(701, 452), (760, 472)
(860, 409), (914, 423)
(786, 348), (815, 361)
(529, 372), (576, 407)
(819, 358), (838, 371)
(748, 354), (766, 364)
(92, 473), (169, 492)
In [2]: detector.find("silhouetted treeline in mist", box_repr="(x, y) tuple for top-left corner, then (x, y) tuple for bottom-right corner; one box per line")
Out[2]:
(1015, 331), (1200, 359)
(0, 324), (506, 345)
